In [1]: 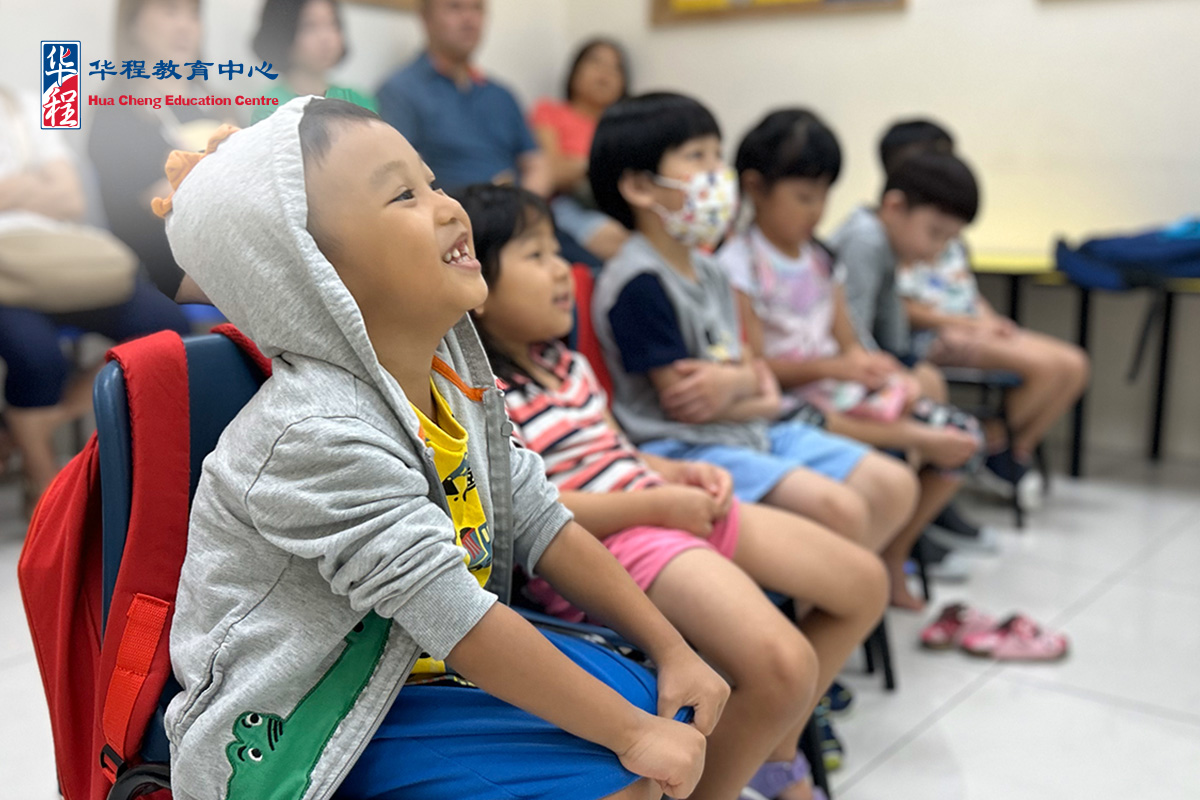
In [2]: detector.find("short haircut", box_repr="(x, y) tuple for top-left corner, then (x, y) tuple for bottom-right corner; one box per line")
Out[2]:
(589, 92), (721, 230)
(735, 108), (842, 188)
(453, 183), (556, 386)
(564, 38), (631, 103)
(253, 0), (348, 75)
(879, 118), (954, 176)
(298, 97), (382, 168)
(884, 150), (979, 224)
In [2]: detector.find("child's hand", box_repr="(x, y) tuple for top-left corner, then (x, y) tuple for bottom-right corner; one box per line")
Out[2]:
(840, 349), (892, 390)
(675, 462), (735, 518)
(660, 360), (741, 423)
(645, 485), (720, 536)
(989, 317), (1018, 338)
(655, 643), (731, 736)
(616, 713), (708, 799)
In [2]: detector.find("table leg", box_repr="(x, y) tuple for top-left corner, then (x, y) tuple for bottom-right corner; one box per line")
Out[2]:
(1071, 288), (1091, 478)
(1008, 274), (1022, 323)
(1150, 291), (1175, 461)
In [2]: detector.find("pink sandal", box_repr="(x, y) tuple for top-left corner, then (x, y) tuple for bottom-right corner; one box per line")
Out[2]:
(920, 602), (996, 650)
(960, 614), (1069, 661)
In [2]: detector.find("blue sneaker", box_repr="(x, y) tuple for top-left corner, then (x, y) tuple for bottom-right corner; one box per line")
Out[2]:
(814, 705), (844, 772)
(818, 680), (854, 716)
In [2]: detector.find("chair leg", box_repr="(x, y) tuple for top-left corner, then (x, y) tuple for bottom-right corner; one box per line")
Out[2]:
(1036, 442), (1051, 496)
(914, 542), (932, 602)
(874, 620), (896, 692)
(1002, 392), (1025, 530)
(799, 716), (831, 797)
(863, 636), (876, 675)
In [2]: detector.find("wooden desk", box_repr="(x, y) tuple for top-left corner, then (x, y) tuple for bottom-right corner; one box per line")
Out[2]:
(970, 250), (1199, 477)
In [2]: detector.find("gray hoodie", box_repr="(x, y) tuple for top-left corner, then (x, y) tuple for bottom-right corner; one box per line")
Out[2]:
(161, 95), (572, 800)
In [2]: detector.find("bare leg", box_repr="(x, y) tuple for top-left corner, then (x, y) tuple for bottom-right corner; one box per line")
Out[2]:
(649, 549), (817, 800)
(733, 504), (888, 793)
(841, 452), (920, 554)
(970, 331), (1090, 460)
(912, 361), (948, 403)
(762, 467), (871, 546)
(882, 469), (962, 610)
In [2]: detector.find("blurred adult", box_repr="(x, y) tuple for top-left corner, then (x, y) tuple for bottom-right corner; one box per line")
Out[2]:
(88, 0), (232, 302)
(250, 0), (376, 124)
(529, 38), (631, 260)
(376, 0), (551, 196)
(0, 86), (188, 509)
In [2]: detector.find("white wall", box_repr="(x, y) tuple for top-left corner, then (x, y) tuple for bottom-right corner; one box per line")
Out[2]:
(563, 0), (1200, 253)
(562, 0), (1200, 462)
(3, 0), (1198, 462)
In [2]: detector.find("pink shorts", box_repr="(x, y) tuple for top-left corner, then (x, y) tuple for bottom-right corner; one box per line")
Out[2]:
(527, 499), (742, 623)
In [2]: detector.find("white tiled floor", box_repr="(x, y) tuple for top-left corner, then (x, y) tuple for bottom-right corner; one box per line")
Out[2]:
(1, 454), (1199, 800)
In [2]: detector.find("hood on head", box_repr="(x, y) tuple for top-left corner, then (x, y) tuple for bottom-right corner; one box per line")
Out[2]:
(163, 95), (379, 384)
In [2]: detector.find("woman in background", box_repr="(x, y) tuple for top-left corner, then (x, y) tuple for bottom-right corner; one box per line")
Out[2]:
(250, 0), (377, 124)
(530, 39), (630, 261)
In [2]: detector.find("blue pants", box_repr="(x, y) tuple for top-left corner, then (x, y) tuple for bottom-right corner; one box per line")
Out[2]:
(0, 278), (188, 408)
(336, 629), (682, 800)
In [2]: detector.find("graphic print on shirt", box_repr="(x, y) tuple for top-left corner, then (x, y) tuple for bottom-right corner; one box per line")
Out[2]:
(224, 613), (391, 800)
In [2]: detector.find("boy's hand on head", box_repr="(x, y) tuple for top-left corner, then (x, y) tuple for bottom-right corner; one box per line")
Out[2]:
(660, 360), (740, 423)
(616, 713), (708, 799)
(645, 485), (720, 536)
(676, 462), (735, 518)
(655, 642), (730, 737)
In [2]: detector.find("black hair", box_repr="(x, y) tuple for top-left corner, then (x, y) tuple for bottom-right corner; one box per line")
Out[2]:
(589, 92), (721, 230)
(564, 38), (630, 103)
(253, 0), (347, 75)
(735, 108), (842, 189)
(879, 118), (954, 176)
(298, 97), (381, 168)
(884, 150), (980, 224)
(452, 183), (556, 387)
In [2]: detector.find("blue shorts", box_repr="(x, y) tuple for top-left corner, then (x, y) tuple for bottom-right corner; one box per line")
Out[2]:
(336, 629), (680, 800)
(641, 422), (871, 503)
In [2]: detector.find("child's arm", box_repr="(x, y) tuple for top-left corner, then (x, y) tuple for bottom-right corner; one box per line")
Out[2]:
(533, 521), (730, 732)
(557, 486), (719, 539)
(902, 296), (975, 331)
(446, 600), (707, 798)
(649, 358), (769, 424)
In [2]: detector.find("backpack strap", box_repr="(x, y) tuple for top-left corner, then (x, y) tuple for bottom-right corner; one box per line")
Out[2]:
(97, 331), (191, 783)
(213, 322), (273, 377)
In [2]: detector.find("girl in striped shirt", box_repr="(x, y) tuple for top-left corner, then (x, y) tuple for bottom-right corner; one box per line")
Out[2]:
(458, 183), (889, 800)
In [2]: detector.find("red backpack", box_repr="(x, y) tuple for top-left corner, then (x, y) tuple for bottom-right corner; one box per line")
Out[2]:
(18, 325), (270, 800)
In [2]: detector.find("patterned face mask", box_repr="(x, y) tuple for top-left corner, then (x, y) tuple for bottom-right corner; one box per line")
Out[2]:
(651, 167), (740, 249)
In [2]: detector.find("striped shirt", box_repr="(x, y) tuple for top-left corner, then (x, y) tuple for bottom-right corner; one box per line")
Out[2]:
(500, 344), (663, 494)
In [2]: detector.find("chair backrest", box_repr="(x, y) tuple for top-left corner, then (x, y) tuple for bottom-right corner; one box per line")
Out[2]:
(94, 332), (267, 765)
(570, 264), (615, 399)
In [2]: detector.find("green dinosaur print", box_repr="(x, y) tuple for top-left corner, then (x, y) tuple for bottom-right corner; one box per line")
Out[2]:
(225, 613), (391, 800)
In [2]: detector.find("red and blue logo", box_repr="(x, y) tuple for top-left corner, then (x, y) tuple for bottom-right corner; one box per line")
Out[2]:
(41, 40), (81, 130)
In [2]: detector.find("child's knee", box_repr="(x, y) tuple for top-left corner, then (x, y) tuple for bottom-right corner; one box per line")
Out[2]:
(854, 551), (891, 620)
(741, 626), (819, 712)
(856, 454), (919, 530)
(822, 486), (872, 545)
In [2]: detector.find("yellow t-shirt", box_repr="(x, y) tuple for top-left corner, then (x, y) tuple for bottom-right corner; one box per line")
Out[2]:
(409, 381), (492, 679)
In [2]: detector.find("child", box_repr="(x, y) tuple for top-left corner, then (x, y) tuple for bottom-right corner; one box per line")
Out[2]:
(881, 119), (1090, 485)
(156, 97), (729, 800)
(588, 92), (918, 560)
(459, 182), (889, 800)
(717, 109), (988, 610)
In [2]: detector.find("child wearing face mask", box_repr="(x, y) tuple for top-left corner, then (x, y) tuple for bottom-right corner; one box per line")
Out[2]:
(156, 98), (728, 800)
(588, 92), (919, 569)
(459, 182), (891, 800)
